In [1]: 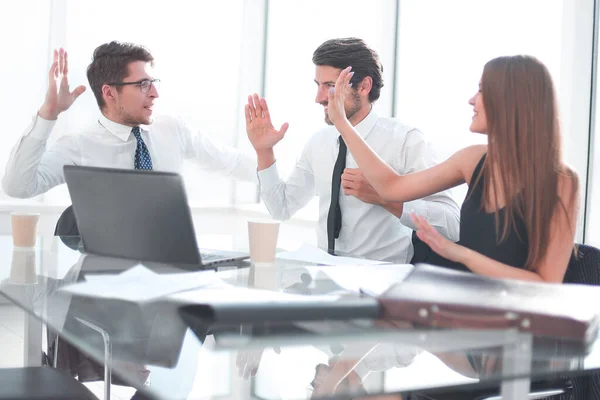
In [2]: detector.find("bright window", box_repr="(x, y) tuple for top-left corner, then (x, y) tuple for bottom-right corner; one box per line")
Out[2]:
(0, 1), (51, 203)
(261, 0), (397, 217)
(3, 0), (249, 207)
(394, 0), (564, 203)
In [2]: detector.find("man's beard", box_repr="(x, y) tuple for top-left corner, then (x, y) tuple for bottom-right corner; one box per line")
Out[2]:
(323, 90), (362, 126)
(119, 106), (153, 126)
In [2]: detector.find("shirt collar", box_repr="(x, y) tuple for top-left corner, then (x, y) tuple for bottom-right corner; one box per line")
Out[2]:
(338, 108), (378, 140)
(98, 114), (150, 142)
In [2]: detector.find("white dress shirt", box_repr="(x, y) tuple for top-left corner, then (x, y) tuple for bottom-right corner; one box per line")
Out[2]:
(258, 111), (460, 263)
(2, 113), (257, 198)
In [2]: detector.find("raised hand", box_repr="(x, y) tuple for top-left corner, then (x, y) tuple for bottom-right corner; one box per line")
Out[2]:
(245, 94), (289, 152)
(327, 66), (354, 125)
(38, 48), (86, 120)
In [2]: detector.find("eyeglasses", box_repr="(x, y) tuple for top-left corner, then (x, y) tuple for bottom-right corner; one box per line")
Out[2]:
(108, 78), (160, 93)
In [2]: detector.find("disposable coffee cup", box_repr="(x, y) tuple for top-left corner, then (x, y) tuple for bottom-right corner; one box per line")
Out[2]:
(10, 212), (40, 248)
(248, 220), (280, 265)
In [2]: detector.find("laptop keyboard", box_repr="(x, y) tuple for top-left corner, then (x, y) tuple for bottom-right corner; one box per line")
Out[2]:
(199, 252), (221, 262)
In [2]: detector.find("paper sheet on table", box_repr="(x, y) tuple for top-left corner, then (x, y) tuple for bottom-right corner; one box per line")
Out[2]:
(276, 243), (389, 266)
(59, 265), (228, 302)
(304, 264), (414, 296)
(171, 286), (343, 304)
(280, 264), (414, 297)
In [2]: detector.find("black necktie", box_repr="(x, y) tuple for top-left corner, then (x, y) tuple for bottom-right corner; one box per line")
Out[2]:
(327, 137), (347, 255)
(132, 126), (153, 170)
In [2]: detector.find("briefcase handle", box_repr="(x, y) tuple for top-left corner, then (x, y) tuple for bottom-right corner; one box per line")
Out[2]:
(421, 305), (529, 330)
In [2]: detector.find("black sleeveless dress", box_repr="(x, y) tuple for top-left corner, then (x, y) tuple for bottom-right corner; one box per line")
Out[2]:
(412, 154), (529, 272)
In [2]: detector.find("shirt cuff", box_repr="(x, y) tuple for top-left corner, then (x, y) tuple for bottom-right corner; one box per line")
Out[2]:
(257, 161), (282, 192)
(26, 114), (57, 141)
(399, 199), (427, 230)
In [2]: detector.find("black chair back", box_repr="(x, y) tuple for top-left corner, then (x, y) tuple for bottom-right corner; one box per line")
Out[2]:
(54, 205), (79, 236)
(54, 205), (81, 250)
(559, 243), (600, 400)
(563, 244), (600, 285)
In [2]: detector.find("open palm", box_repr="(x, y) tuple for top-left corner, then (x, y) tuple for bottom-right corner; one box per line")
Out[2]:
(245, 94), (289, 151)
(39, 48), (86, 120)
(411, 213), (466, 263)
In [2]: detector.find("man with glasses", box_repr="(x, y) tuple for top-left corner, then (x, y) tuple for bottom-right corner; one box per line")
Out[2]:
(3, 40), (255, 400)
(2, 41), (257, 199)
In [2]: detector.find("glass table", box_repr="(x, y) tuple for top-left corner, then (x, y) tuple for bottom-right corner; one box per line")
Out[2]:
(0, 235), (598, 400)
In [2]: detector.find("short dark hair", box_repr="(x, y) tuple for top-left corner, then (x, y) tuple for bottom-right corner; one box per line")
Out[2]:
(312, 37), (384, 103)
(86, 41), (154, 110)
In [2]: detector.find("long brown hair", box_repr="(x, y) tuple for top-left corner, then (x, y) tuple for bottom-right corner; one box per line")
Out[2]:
(479, 55), (578, 270)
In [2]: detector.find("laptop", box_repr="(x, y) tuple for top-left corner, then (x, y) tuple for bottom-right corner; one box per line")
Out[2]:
(63, 165), (250, 268)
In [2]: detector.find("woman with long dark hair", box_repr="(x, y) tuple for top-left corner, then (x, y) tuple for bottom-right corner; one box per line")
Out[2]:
(327, 55), (579, 282)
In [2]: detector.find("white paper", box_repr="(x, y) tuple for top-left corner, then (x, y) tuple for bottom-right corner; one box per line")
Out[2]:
(59, 265), (227, 302)
(276, 243), (389, 266)
(171, 286), (342, 304)
(280, 264), (414, 296)
(308, 264), (414, 295)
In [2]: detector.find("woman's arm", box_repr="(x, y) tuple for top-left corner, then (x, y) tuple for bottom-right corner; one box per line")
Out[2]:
(411, 214), (544, 281)
(328, 67), (473, 202)
(411, 173), (580, 282)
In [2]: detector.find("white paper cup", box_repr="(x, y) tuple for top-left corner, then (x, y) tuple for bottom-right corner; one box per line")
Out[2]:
(248, 220), (280, 264)
(10, 212), (40, 248)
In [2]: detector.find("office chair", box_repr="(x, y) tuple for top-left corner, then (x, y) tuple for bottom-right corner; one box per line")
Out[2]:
(54, 205), (81, 250)
(54, 205), (79, 237)
(0, 209), (98, 399)
(563, 243), (600, 286)
(550, 243), (600, 400)
(0, 366), (98, 399)
(411, 244), (600, 400)
(478, 243), (600, 400)
(50, 213), (114, 399)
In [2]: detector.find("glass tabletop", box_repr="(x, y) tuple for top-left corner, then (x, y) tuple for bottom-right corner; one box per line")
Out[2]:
(0, 235), (598, 400)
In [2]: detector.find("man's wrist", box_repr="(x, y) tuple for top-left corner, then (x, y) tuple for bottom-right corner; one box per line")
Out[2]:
(38, 105), (58, 121)
(256, 148), (275, 171)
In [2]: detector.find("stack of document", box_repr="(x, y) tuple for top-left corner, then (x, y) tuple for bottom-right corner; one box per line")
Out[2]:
(283, 265), (415, 296)
(276, 243), (389, 266)
(277, 244), (414, 296)
(59, 265), (228, 302)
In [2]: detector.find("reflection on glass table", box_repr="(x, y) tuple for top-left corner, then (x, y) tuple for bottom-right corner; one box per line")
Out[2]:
(0, 235), (598, 399)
